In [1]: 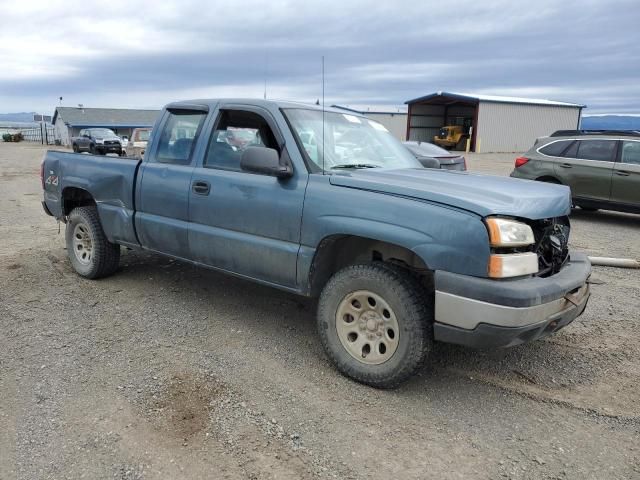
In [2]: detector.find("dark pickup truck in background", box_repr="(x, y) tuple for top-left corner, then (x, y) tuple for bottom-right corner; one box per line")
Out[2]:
(41, 99), (591, 388)
(72, 128), (123, 155)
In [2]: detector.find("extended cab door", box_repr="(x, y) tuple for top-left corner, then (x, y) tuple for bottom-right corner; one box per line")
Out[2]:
(188, 106), (307, 288)
(553, 139), (616, 202)
(611, 140), (640, 207)
(135, 107), (208, 259)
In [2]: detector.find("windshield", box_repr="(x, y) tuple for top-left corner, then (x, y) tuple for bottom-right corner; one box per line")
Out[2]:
(404, 142), (450, 157)
(91, 128), (116, 137)
(284, 109), (421, 170)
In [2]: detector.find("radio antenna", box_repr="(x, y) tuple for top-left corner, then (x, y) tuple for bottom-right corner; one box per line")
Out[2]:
(263, 54), (268, 100)
(322, 55), (325, 175)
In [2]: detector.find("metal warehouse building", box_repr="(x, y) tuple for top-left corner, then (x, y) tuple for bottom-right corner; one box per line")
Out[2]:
(332, 104), (408, 140)
(405, 92), (585, 153)
(52, 107), (160, 146)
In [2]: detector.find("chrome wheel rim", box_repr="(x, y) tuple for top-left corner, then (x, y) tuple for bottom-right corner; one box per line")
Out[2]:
(72, 223), (93, 265)
(335, 290), (400, 365)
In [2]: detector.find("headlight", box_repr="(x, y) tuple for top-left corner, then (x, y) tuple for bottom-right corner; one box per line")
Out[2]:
(485, 217), (538, 278)
(485, 217), (535, 247)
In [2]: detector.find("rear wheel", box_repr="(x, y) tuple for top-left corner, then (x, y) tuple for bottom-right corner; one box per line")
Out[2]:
(65, 206), (120, 279)
(536, 176), (561, 184)
(72, 144), (79, 153)
(317, 263), (433, 388)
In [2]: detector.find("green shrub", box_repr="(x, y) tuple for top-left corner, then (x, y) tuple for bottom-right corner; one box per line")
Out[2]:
(2, 133), (24, 142)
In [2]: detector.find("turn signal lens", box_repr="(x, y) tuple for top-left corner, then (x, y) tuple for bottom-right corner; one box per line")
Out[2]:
(488, 253), (538, 278)
(515, 156), (529, 168)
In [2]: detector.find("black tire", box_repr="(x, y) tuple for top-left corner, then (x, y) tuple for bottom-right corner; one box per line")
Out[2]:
(72, 143), (79, 153)
(65, 206), (120, 279)
(579, 205), (599, 212)
(89, 144), (96, 155)
(317, 263), (433, 388)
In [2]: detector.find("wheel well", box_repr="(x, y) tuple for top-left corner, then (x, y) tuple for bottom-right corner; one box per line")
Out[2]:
(62, 187), (96, 215)
(308, 235), (432, 297)
(536, 175), (561, 184)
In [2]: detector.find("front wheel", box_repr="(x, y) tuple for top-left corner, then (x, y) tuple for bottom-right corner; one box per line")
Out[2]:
(579, 205), (599, 212)
(65, 206), (120, 279)
(72, 144), (79, 153)
(317, 263), (433, 388)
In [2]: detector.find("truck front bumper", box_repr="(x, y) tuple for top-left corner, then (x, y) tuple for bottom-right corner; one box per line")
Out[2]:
(433, 252), (591, 348)
(96, 144), (122, 154)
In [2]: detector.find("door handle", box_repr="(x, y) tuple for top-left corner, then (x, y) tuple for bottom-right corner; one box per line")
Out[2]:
(559, 163), (572, 168)
(616, 170), (630, 176)
(192, 180), (211, 195)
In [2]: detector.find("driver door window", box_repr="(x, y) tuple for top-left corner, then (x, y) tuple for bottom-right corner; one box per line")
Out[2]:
(204, 110), (279, 172)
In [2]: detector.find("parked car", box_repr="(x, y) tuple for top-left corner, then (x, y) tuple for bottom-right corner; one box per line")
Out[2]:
(72, 128), (122, 155)
(41, 99), (591, 388)
(511, 130), (640, 214)
(403, 141), (467, 170)
(124, 128), (152, 159)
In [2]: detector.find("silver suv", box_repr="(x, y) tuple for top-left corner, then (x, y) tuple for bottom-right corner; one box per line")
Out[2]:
(511, 130), (640, 214)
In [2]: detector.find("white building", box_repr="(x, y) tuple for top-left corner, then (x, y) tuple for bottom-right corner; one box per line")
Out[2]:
(52, 107), (160, 146)
(405, 92), (585, 153)
(331, 104), (408, 140)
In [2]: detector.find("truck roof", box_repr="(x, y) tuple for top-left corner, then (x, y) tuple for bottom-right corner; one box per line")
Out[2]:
(165, 98), (359, 116)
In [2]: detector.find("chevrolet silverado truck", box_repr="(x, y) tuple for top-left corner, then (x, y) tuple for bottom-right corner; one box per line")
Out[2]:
(41, 99), (591, 388)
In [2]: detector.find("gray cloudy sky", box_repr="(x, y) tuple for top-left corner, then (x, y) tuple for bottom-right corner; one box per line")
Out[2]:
(1, 0), (638, 115)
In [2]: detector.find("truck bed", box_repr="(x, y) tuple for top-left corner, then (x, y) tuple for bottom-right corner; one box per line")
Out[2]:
(42, 150), (142, 246)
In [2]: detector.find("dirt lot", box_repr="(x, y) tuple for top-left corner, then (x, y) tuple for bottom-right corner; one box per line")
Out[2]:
(1, 143), (639, 479)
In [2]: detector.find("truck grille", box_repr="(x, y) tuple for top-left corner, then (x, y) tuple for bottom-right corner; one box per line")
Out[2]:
(531, 217), (570, 277)
(105, 140), (119, 145)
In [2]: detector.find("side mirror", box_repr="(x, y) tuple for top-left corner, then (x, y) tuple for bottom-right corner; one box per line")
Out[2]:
(240, 146), (293, 178)
(418, 157), (440, 169)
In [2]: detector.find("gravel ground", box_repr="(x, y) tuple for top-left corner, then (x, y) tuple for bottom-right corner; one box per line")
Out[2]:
(1, 143), (639, 479)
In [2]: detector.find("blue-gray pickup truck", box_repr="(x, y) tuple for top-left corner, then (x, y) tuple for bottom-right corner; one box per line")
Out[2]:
(41, 99), (591, 387)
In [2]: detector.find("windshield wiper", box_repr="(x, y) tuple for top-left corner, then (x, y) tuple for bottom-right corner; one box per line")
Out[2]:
(331, 163), (380, 169)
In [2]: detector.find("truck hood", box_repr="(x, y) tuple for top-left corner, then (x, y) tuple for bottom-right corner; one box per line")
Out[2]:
(329, 168), (571, 219)
(95, 135), (121, 142)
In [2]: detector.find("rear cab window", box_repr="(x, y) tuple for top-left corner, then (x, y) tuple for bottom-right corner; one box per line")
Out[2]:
(156, 110), (207, 165)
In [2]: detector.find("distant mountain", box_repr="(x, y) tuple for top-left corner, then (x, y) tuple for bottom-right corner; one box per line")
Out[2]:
(0, 112), (38, 123)
(581, 115), (640, 130)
